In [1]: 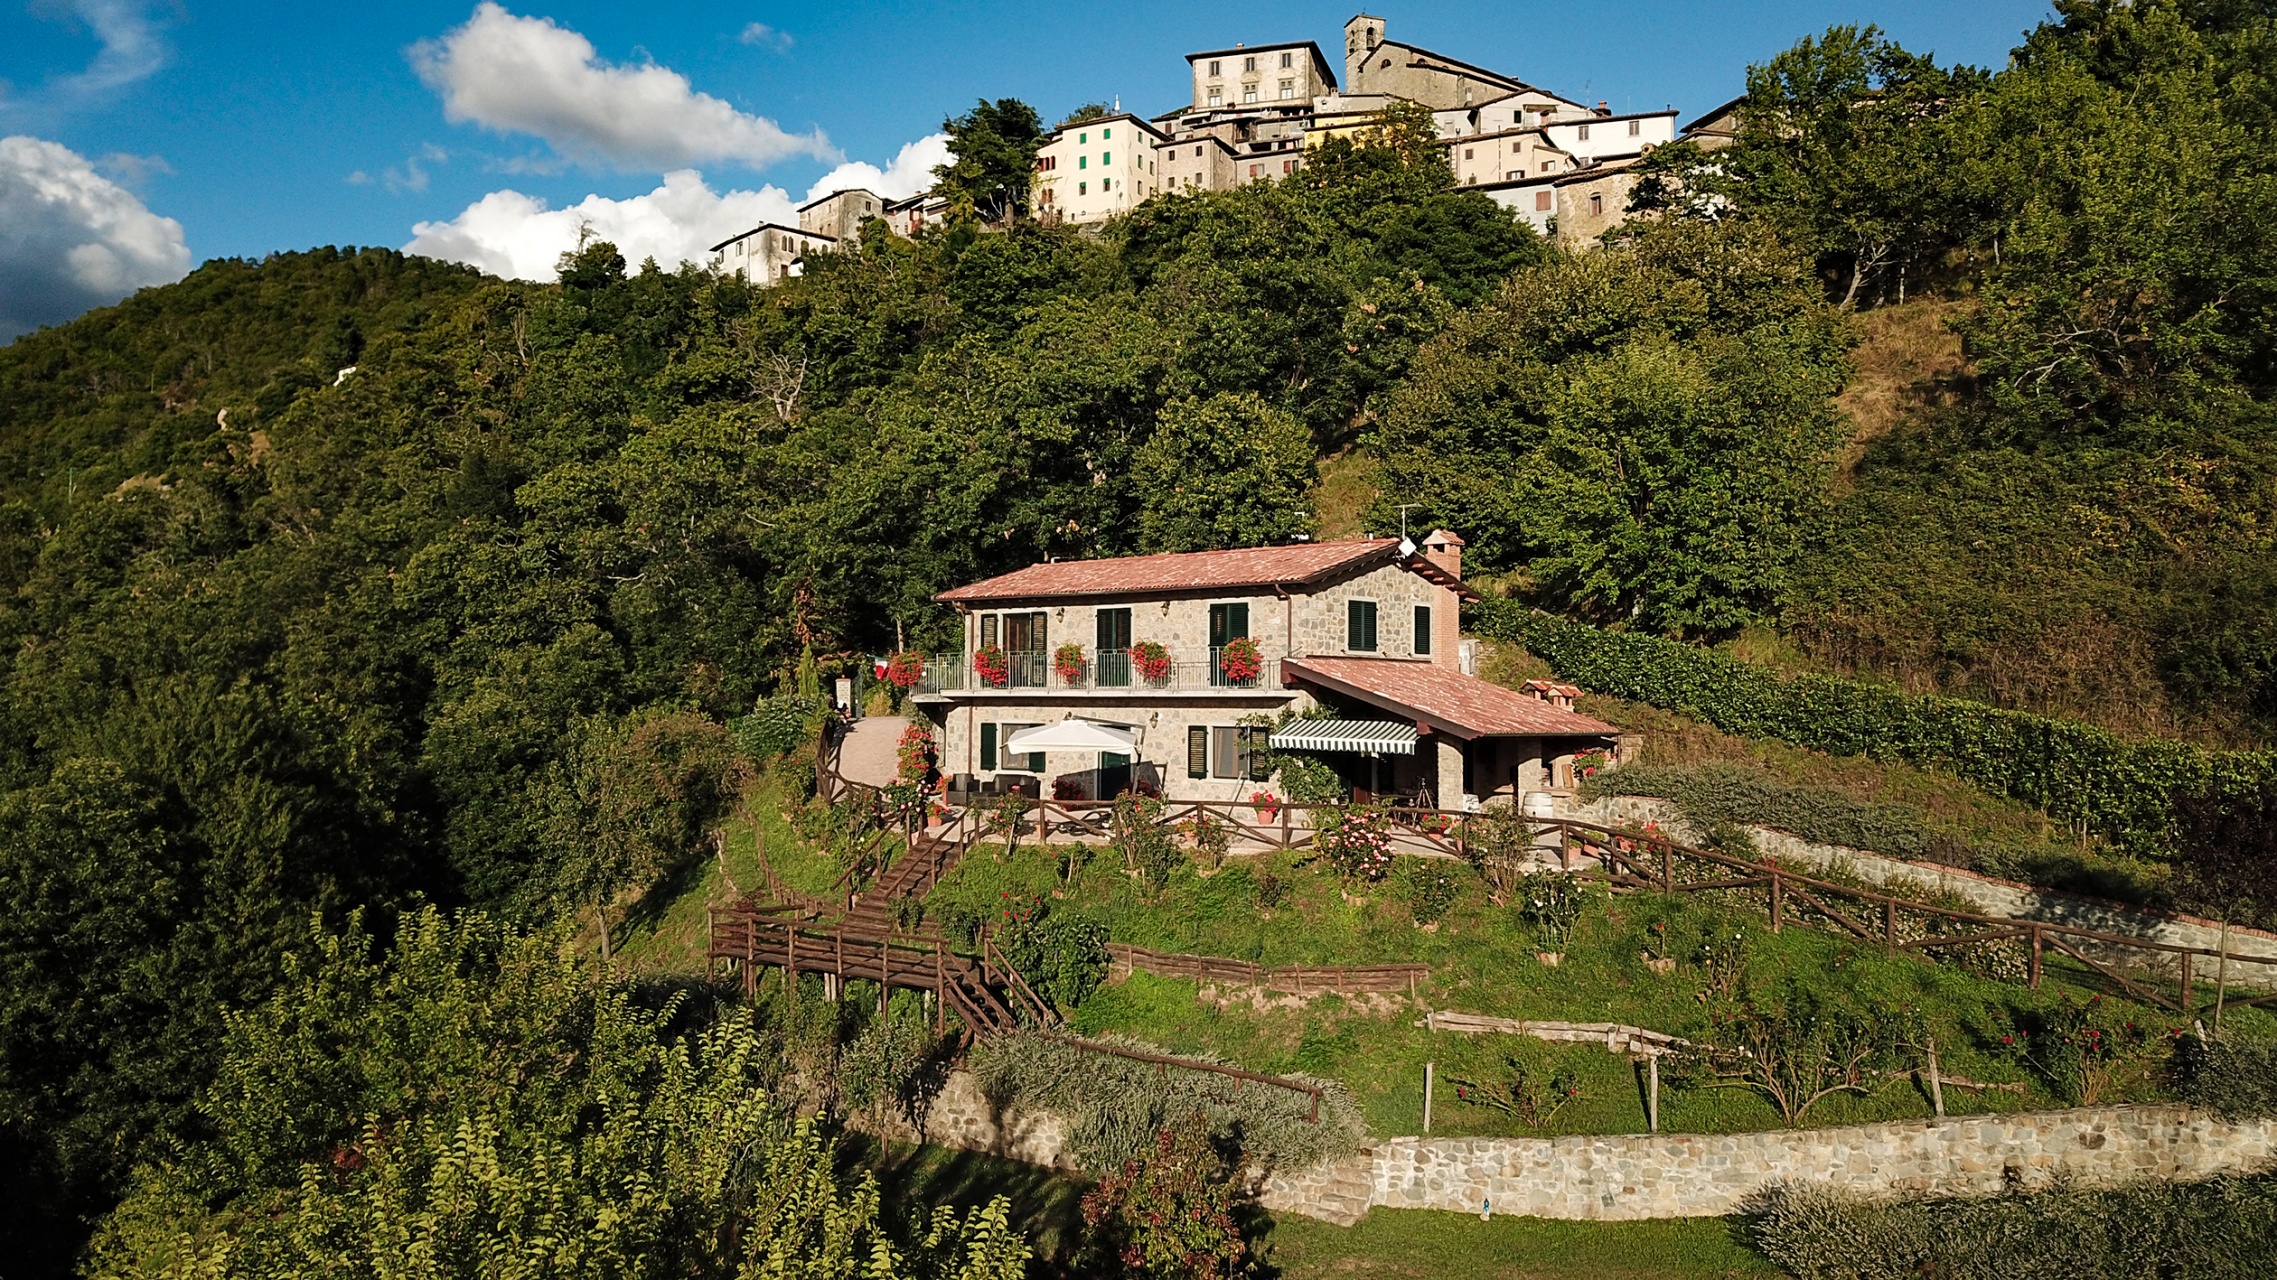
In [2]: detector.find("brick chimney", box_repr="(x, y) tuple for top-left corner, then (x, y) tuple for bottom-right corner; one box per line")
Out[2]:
(1421, 529), (1464, 668)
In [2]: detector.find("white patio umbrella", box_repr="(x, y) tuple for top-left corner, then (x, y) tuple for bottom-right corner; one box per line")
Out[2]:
(1004, 719), (1138, 754)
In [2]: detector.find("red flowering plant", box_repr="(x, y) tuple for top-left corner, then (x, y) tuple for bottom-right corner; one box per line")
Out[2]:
(883, 649), (927, 690)
(972, 642), (1009, 688)
(1572, 748), (1610, 782)
(1053, 641), (1088, 684)
(1130, 639), (1172, 684)
(1217, 636), (1264, 683)
(895, 721), (936, 783)
(1250, 790), (1282, 823)
(1053, 776), (1088, 802)
(1080, 1124), (1254, 1280)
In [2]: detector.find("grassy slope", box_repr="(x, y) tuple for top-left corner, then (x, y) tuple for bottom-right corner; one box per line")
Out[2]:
(1472, 637), (2167, 902)
(927, 840), (2270, 1141)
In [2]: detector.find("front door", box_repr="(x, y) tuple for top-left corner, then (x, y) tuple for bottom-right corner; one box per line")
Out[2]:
(1099, 752), (1132, 799)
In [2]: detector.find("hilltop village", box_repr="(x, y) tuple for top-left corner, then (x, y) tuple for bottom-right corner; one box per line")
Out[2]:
(713, 14), (1724, 284)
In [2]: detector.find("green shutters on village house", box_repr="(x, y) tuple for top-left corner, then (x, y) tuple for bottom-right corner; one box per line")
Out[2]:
(980, 722), (997, 771)
(1187, 726), (1209, 778)
(1348, 600), (1378, 651)
(1208, 602), (1250, 647)
(1415, 604), (1432, 655)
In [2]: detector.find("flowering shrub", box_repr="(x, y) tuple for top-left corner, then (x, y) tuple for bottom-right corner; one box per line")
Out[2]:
(1130, 640), (1172, 683)
(1178, 810), (1231, 869)
(2001, 994), (2173, 1105)
(1671, 983), (1897, 1126)
(895, 721), (935, 782)
(1250, 791), (1282, 823)
(972, 643), (1009, 688)
(1317, 805), (1395, 883)
(883, 649), (927, 690)
(1053, 641), (1088, 684)
(1217, 636), (1263, 682)
(1080, 1124), (1254, 1280)
(1052, 776), (1087, 802)
(1398, 860), (1461, 925)
(1572, 748), (1609, 781)
(1517, 869), (1588, 951)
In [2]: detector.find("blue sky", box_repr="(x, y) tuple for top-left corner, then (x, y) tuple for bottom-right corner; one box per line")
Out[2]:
(1, 1), (2055, 336)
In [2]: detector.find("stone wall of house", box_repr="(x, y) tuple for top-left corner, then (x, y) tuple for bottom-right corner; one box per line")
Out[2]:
(1258, 1104), (2276, 1225)
(866, 1073), (2275, 1229)
(931, 695), (1300, 804)
(1563, 794), (2277, 989)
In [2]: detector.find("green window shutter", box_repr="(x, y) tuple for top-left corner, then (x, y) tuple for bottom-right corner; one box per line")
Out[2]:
(1103, 151), (1112, 165)
(1027, 746), (1046, 772)
(1415, 604), (1433, 655)
(1187, 726), (1209, 779)
(1103, 127), (1112, 139)
(980, 613), (998, 650)
(1348, 600), (1378, 651)
(980, 723), (998, 771)
(1245, 728), (1271, 781)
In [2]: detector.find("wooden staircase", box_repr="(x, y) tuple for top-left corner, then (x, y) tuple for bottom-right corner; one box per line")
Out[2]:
(711, 811), (1053, 1038)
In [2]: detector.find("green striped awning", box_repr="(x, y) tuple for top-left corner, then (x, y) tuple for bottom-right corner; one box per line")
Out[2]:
(1269, 720), (1418, 756)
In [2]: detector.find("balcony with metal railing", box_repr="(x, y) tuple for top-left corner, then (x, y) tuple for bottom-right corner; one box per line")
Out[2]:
(913, 648), (1278, 697)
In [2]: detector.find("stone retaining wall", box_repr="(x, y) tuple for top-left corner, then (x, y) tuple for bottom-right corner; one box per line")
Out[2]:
(859, 1071), (2274, 1230)
(1565, 794), (2277, 990)
(1260, 1104), (2276, 1225)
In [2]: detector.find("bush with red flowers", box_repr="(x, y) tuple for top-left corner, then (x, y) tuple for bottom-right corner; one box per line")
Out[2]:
(896, 721), (936, 782)
(1217, 636), (1263, 683)
(1130, 640), (1172, 683)
(972, 643), (1009, 688)
(883, 649), (927, 689)
(1080, 1124), (1255, 1280)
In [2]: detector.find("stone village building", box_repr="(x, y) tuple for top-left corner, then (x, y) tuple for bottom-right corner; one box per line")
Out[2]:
(713, 14), (1717, 269)
(907, 533), (1616, 809)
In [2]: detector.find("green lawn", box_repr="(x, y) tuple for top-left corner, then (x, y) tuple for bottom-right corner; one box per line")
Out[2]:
(1263, 1210), (1777, 1280)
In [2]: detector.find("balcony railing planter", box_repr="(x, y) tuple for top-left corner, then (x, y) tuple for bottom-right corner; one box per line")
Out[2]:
(1130, 640), (1172, 685)
(1218, 637), (1264, 684)
(884, 650), (927, 690)
(973, 643), (1009, 688)
(1053, 642), (1088, 686)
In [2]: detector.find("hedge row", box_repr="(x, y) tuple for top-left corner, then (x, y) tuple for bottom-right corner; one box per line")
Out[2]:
(1750, 1175), (2277, 1280)
(1470, 602), (2277, 855)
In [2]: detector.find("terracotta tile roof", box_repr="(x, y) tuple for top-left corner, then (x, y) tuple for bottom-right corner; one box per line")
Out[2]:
(1282, 656), (1617, 740)
(937, 539), (1409, 604)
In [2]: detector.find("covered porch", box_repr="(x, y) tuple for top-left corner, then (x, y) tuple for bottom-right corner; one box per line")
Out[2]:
(1277, 657), (1620, 810)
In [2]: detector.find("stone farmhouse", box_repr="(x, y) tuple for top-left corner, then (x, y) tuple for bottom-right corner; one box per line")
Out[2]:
(712, 12), (1720, 278)
(907, 533), (1616, 809)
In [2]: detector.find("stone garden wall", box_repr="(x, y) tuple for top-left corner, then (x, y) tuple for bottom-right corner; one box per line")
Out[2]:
(1260, 1104), (2275, 1225)
(862, 1071), (2274, 1228)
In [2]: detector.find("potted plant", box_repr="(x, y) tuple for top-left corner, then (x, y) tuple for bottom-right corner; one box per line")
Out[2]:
(884, 649), (927, 690)
(1130, 639), (1172, 684)
(1053, 641), (1088, 685)
(1218, 636), (1263, 683)
(1573, 748), (1610, 783)
(972, 642), (1009, 688)
(1250, 790), (1282, 823)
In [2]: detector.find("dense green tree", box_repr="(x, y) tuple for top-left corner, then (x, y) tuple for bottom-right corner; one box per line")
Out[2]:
(934, 98), (1048, 224)
(1375, 219), (1852, 635)
(89, 909), (1031, 1279)
(1133, 393), (1318, 553)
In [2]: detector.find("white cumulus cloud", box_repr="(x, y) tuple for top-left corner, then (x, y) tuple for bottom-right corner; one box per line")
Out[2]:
(405, 169), (798, 281)
(802, 132), (949, 203)
(410, 3), (835, 171)
(0, 134), (188, 341)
